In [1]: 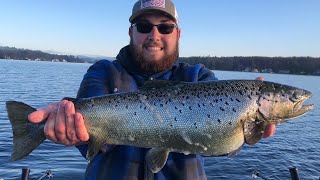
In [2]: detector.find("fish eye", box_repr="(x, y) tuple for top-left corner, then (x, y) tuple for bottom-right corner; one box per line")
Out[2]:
(290, 91), (302, 102)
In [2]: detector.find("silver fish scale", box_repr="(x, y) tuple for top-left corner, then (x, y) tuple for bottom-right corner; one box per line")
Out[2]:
(76, 80), (264, 156)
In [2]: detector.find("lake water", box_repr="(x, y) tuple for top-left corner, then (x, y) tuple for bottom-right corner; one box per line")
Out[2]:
(0, 60), (319, 179)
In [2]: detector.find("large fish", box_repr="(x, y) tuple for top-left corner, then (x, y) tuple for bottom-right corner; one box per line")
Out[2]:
(6, 80), (314, 173)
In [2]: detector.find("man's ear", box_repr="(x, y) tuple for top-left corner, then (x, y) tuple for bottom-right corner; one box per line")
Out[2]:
(129, 27), (133, 38)
(177, 28), (181, 40)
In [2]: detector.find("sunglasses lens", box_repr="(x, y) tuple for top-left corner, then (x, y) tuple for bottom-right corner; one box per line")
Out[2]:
(158, 24), (175, 34)
(136, 22), (153, 33)
(134, 22), (176, 34)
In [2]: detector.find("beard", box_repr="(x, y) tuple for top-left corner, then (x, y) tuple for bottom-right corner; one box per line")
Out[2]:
(129, 39), (179, 74)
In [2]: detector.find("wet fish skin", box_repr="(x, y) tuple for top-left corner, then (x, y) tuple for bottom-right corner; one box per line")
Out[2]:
(6, 80), (314, 173)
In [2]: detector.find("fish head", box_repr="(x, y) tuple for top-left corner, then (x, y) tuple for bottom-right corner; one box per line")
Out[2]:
(257, 82), (315, 124)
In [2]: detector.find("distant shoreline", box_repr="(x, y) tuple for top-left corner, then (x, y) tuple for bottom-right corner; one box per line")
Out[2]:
(2, 58), (319, 77)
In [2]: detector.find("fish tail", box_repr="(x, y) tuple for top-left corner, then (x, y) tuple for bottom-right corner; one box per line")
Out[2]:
(6, 101), (46, 160)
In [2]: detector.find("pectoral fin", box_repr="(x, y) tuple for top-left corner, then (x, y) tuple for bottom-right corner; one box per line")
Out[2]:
(244, 116), (267, 145)
(227, 144), (243, 157)
(145, 148), (170, 173)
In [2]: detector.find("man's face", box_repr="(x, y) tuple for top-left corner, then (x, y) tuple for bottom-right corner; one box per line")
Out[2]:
(129, 13), (180, 73)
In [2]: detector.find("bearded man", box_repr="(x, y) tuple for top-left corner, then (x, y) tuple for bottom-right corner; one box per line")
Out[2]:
(28, 0), (275, 179)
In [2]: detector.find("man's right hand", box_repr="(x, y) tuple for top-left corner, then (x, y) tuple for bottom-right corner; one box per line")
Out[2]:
(28, 100), (89, 146)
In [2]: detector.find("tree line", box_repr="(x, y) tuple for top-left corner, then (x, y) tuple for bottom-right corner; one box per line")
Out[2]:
(179, 56), (320, 75)
(0, 46), (85, 63)
(1, 46), (319, 75)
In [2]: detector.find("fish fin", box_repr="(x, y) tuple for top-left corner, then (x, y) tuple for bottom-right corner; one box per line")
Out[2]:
(244, 117), (267, 145)
(5, 101), (46, 160)
(139, 80), (182, 91)
(86, 136), (104, 161)
(145, 148), (170, 173)
(227, 144), (243, 157)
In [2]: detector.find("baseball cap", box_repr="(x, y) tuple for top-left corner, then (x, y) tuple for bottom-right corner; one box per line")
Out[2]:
(129, 0), (178, 23)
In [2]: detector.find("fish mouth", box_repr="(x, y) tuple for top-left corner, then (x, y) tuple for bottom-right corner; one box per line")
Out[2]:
(292, 95), (315, 117)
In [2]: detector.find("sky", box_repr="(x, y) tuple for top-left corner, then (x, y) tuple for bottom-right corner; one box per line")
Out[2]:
(1, 0), (319, 57)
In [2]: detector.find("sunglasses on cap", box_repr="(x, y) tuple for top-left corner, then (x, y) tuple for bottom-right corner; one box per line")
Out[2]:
(131, 22), (178, 34)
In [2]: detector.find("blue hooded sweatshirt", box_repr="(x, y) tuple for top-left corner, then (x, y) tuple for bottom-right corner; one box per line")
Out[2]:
(76, 45), (218, 179)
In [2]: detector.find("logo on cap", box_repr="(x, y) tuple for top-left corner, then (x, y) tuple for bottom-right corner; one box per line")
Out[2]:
(141, 0), (165, 8)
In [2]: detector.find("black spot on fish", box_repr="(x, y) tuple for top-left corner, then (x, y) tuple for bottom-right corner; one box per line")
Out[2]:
(181, 103), (185, 106)
(232, 108), (237, 112)
(186, 96), (190, 99)
(236, 98), (241, 102)
(217, 119), (221, 123)
(125, 105), (128, 109)
(207, 114), (211, 118)
(220, 107), (225, 111)
(179, 110), (182, 113)
(230, 98), (234, 101)
(229, 122), (232, 125)
(198, 103), (201, 108)
(144, 107), (147, 110)
(238, 90), (244, 96)
(247, 95), (252, 100)
(189, 106), (192, 110)
(225, 102), (229, 106)
(174, 117), (177, 121)
(202, 103), (206, 107)
(263, 97), (270, 101)
(134, 112), (137, 116)
(175, 106), (178, 109)
(160, 104), (164, 107)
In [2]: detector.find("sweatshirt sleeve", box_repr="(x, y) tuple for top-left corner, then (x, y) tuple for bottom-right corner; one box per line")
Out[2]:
(76, 60), (112, 98)
(197, 64), (219, 81)
(173, 63), (218, 82)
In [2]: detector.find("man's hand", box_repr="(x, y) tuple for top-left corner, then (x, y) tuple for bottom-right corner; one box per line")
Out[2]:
(255, 76), (277, 138)
(28, 100), (89, 146)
